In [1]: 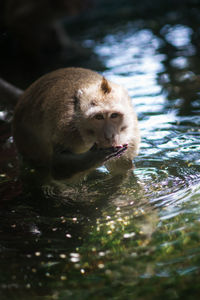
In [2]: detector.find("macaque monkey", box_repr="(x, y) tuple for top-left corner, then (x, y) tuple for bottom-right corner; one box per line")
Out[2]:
(13, 68), (140, 180)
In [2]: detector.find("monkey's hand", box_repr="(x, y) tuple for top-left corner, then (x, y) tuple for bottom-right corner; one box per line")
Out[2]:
(52, 144), (128, 179)
(90, 143), (128, 163)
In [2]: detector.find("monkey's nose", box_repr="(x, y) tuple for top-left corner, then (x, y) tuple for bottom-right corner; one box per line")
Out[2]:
(104, 132), (114, 141)
(103, 134), (118, 147)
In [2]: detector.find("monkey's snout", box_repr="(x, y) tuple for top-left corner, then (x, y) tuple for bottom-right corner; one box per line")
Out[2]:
(100, 134), (119, 148)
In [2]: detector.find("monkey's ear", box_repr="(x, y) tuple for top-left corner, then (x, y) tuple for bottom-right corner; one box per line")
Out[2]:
(101, 77), (112, 94)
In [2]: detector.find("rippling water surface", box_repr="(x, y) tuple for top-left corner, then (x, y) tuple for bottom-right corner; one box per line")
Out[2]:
(0, 21), (200, 300)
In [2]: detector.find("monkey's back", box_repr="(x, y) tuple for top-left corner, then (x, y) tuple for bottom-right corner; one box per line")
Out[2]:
(13, 68), (103, 165)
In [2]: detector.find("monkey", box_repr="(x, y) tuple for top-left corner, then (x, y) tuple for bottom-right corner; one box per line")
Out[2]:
(12, 67), (140, 180)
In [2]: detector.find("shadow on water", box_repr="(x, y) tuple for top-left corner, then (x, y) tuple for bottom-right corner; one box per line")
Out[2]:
(1, 0), (200, 299)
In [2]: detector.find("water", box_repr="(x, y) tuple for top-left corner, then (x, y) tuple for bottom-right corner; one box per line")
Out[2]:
(0, 21), (200, 300)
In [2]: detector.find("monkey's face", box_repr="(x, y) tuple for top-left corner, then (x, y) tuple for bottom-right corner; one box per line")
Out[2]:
(81, 110), (128, 148)
(75, 77), (133, 149)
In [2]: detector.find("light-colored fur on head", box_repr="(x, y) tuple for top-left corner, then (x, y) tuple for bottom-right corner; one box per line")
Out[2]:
(75, 76), (139, 150)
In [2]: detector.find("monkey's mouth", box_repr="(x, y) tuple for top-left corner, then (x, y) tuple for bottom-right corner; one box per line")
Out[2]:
(96, 142), (128, 150)
(96, 140), (122, 149)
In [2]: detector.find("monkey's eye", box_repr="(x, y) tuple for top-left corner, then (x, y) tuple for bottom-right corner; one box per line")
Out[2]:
(121, 126), (127, 131)
(110, 113), (119, 119)
(94, 114), (104, 120)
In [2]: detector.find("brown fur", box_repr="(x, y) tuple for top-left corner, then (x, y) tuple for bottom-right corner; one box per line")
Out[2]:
(13, 67), (140, 178)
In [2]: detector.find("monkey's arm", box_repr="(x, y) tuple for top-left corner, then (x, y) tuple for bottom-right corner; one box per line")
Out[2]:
(52, 144), (128, 179)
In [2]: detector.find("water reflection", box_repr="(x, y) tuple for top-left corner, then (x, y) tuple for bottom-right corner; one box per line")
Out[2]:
(1, 18), (200, 300)
(77, 23), (200, 298)
(163, 25), (193, 48)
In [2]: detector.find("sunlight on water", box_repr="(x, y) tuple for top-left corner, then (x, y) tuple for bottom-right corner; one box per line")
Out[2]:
(93, 24), (200, 177)
(95, 28), (164, 98)
(1, 20), (200, 300)
(164, 24), (193, 48)
(85, 23), (200, 295)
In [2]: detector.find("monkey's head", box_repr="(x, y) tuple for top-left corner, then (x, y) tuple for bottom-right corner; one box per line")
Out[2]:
(75, 77), (134, 149)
